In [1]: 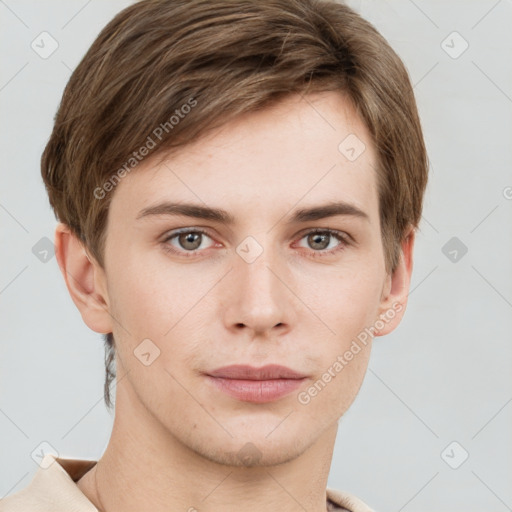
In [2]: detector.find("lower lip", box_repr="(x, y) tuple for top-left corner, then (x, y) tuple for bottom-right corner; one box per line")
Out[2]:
(205, 376), (306, 403)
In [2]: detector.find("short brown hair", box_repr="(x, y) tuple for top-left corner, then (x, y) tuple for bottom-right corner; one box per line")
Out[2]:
(41, 0), (429, 410)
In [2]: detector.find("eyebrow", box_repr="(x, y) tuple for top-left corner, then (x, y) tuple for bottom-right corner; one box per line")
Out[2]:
(136, 200), (369, 224)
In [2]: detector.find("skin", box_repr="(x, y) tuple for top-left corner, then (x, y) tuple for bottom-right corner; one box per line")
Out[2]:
(56, 91), (414, 512)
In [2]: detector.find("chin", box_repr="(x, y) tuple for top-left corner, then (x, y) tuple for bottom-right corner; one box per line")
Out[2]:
(181, 421), (317, 469)
(198, 438), (310, 468)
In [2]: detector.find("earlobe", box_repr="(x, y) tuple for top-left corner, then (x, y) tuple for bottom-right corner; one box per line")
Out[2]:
(54, 223), (113, 334)
(375, 227), (416, 337)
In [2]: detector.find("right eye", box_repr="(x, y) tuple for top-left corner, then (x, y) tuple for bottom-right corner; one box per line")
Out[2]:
(161, 228), (218, 257)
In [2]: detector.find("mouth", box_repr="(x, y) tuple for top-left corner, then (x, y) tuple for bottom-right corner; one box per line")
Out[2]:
(204, 364), (308, 403)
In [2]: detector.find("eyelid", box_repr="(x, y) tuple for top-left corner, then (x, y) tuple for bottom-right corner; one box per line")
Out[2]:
(296, 226), (353, 244)
(162, 227), (213, 241)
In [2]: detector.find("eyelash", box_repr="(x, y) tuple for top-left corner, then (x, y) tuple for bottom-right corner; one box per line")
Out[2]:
(161, 228), (352, 259)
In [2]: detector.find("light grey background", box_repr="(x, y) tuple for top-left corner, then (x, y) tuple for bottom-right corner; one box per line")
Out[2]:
(1, 1), (511, 510)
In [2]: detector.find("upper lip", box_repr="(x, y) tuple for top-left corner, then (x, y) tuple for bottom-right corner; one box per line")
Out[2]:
(206, 364), (306, 380)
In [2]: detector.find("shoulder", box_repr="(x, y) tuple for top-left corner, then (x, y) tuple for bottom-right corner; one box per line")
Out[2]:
(0, 454), (98, 512)
(326, 486), (376, 512)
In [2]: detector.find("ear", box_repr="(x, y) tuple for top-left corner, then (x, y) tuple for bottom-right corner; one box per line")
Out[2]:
(54, 223), (113, 334)
(374, 226), (415, 337)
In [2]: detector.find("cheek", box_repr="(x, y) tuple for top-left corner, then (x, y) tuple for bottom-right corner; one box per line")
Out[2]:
(292, 262), (382, 410)
(109, 249), (194, 324)
(301, 344), (371, 421)
(105, 256), (202, 400)
(106, 250), (220, 369)
(297, 260), (384, 336)
(298, 287), (375, 418)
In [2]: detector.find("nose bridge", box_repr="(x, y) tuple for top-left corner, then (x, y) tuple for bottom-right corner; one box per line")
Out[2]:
(223, 234), (294, 334)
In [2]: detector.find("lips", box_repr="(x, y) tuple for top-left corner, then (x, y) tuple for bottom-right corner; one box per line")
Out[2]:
(204, 364), (308, 403)
(206, 364), (306, 380)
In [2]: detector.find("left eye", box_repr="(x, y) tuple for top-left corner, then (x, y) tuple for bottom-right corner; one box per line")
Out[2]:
(296, 230), (347, 252)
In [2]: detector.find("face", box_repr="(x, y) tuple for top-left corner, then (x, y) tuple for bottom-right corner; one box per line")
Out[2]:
(76, 91), (409, 467)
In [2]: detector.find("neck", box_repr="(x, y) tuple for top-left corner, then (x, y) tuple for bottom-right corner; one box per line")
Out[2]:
(80, 373), (339, 512)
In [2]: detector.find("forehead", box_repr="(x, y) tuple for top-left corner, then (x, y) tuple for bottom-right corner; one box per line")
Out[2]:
(108, 91), (379, 226)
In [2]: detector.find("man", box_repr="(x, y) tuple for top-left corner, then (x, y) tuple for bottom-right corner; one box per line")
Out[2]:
(0, 0), (428, 510)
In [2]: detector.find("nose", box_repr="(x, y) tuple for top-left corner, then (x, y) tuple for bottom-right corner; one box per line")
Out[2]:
(222, 241), (297, 337)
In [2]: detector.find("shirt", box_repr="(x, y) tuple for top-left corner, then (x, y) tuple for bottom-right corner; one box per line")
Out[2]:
(0, 454), (375, 512)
